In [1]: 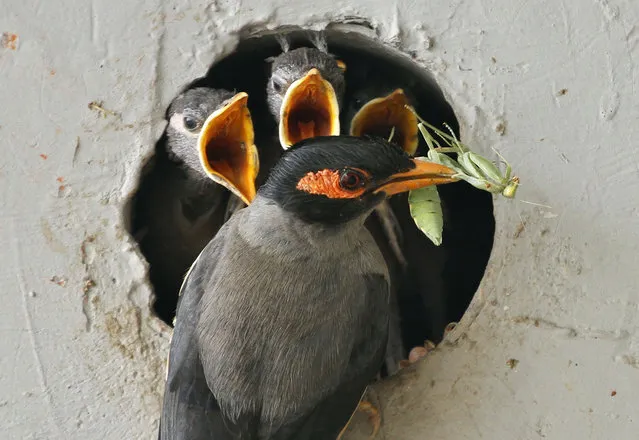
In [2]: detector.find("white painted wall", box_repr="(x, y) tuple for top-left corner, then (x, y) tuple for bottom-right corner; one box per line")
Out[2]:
(1, 0), (637, 438)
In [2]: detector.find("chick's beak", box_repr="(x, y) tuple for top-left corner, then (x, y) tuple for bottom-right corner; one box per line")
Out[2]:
(198, 92), (259, 205)
(350, 89), (419, 155)
(279, 68), (340, 149)
(375, 159), (459, 196)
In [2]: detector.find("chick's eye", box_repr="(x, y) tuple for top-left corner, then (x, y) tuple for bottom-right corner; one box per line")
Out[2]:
(183, 116), (199, 131)
(271, 78), (284, 93)
(340, 169), (365, 190)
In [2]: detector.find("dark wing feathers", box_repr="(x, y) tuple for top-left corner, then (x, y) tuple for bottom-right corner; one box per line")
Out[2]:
(160, 225), (239, 440)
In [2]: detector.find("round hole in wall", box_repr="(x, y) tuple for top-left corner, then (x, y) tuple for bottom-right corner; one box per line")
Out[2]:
(126, 27), (495, 369)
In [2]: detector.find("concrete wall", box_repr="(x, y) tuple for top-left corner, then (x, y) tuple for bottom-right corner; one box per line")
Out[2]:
(2, 0), (637, 439)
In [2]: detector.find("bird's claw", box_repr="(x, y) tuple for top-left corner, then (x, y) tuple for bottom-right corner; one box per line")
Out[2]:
(397, 339), (436, 370)
(358, 400), (381, 439)
(443, 321), (458, 338)
(397, 322), (458, 370)
(337, 399), (381, 440)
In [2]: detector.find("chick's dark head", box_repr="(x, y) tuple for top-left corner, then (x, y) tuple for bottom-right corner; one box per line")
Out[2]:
(260, 136), (458, 225)
(167, 87), (235, 176)
(266, 48), (346, 149)
(166, 87), (259, 204)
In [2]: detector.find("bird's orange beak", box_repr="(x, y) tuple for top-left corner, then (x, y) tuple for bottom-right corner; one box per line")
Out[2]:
(197, 92), (259, 205)
(279, 68), (340, 149)
(350, 89), (419, 155)
(374, 158), (459, 196)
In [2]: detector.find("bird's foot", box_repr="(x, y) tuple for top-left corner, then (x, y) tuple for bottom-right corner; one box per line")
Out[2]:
(443, 321), (458, 338)
(397, 340), (436, 370)
(358, 400), (381, 439)
(337, 399), (381, 440)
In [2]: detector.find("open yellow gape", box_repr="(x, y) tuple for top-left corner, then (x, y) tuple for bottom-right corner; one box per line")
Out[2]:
(350, 88), (419, 155)
(197, 92), (259, 205)
(279, 68), (341, 149)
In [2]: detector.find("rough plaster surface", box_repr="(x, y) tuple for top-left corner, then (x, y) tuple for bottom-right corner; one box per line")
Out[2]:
(1, 0), (638, 439)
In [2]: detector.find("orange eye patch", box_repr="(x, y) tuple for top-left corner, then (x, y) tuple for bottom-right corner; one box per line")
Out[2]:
(296, 169), (367, 199)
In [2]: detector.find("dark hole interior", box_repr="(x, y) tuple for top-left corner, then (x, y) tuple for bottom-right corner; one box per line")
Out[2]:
(126, 28), (495, 363)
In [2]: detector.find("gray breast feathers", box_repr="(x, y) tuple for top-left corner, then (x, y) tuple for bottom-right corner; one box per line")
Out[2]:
(196, 209), (389, 431)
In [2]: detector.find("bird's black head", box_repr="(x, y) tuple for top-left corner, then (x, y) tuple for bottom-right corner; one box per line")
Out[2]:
(165, 87), (259, 205)
(266, 47), (347, 149)
(260, 136), (458, 226)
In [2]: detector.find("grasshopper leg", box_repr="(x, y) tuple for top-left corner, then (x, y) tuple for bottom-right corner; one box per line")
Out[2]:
(443, 321), (458, 337)
(491, 146), (512, 182)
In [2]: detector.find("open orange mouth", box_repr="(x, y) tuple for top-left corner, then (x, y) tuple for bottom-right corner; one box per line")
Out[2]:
(349, 89), (419, 155)
(197, 92), (259, 205)
(279, 68), (340, 149)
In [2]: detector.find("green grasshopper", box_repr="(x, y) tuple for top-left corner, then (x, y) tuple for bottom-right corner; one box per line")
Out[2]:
(405, 106), (521, 246)
(408, 106), (520, 198)
(408, 181), (443, 246)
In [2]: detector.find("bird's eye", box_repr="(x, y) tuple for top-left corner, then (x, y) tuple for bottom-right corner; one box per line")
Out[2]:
(271, 79), (284, 93)
(339, 169), (365, 190)
(183, 116), (200, 131)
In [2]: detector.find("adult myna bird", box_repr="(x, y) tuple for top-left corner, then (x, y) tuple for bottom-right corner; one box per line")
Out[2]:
(159, 136), (458, 440)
